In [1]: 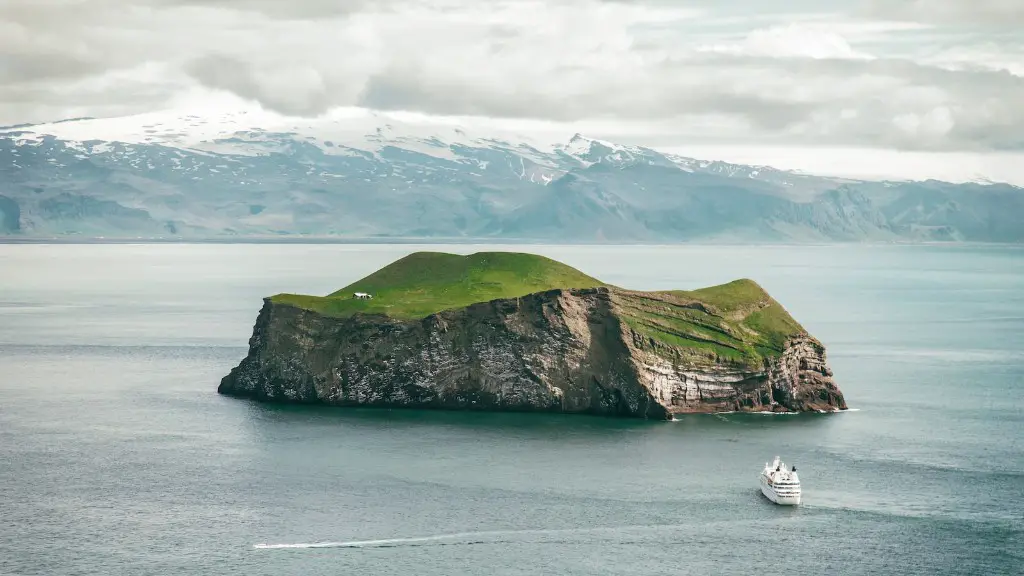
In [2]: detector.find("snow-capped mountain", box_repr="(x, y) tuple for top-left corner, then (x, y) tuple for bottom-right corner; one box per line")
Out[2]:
(1, 108), (1022, 242)
(3, 108), (825, 190)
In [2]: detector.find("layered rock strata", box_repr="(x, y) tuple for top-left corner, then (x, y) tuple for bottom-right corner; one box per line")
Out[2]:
(220, 287), (846, 419)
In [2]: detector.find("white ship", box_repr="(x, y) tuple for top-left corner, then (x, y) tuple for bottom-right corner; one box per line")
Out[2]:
(759, 456), (801, 505)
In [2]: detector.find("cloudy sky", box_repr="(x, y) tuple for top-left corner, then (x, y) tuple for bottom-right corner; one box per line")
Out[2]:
(2, 0), (1022, 182)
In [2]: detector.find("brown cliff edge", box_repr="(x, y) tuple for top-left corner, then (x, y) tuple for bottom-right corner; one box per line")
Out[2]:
(219, 286), (846, 419)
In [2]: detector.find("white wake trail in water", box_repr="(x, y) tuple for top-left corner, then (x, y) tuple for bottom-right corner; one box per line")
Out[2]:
(253, 525), (684, 550)
(254, 530), (525, 550)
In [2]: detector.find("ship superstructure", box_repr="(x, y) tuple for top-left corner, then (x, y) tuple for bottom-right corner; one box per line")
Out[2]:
(759, 456), (801, 505)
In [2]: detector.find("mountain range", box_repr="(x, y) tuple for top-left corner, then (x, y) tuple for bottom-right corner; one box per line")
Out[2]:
(2, 108), (1022, 242)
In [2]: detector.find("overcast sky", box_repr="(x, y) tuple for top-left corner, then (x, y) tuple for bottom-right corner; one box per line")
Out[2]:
(2, 0), (1022, 181)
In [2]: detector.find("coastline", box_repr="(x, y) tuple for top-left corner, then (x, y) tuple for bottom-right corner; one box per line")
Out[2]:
(0, 236), (1015, 248)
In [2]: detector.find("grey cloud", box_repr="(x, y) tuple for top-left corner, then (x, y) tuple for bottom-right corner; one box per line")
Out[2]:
(187, 55), (338, 116)
(0, 1), (173, 87)
(0, 0), (362, 122)
(690, 94), (814, 131)
(359, 67), (575, 120)
(186, 55), (265, 102)
(148, 0), (372, 19)
(862, 0), (1024, 28)
(1, 1), (118, 29)
(702, 57), (1024, 151)
(2, 0), (1023, 153)
(359, 67), (814, 131)
(357, 53), (1024, 151)
(0, 7), (105, 86)
(0, 76), (181, 128)
(0, 50), (102, 85)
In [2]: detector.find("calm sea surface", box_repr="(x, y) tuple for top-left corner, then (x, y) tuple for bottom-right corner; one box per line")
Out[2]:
(1, 243), (1022, 575)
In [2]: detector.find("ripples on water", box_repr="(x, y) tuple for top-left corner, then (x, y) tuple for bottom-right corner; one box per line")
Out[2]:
(1, 243), (1022, 575)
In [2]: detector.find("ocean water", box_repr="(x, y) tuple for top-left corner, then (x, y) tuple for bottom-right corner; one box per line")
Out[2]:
(1, 243), (1022, 576)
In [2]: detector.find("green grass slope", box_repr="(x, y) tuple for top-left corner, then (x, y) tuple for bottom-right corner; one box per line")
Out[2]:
(272, 251), (605, 320)
(271, 252), (807, 368)
(615, 279), (806, 369)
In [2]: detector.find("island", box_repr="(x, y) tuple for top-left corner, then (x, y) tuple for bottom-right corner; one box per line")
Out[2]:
(219, 252), (847, 419)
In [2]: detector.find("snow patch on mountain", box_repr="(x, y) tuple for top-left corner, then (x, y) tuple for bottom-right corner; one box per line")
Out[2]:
(555, 133), (651, 167)
(3, 106), (569, 165)
(1, 104), (855, 199)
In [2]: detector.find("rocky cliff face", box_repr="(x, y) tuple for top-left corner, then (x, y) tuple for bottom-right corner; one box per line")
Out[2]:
(219, 287), (846, 419)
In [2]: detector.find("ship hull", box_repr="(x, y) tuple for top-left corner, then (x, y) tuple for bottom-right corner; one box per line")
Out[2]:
(759, 475), (801, 505)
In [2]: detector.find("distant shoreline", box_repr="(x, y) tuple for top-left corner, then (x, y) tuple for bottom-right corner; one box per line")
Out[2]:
(0, 237), (508, 245)
(0, 237), (1004, 247)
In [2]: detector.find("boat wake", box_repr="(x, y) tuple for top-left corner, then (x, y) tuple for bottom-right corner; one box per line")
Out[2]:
(673, 408), (859, 421)
(254, 531), (514, 550)
(253, 524), (689, 551)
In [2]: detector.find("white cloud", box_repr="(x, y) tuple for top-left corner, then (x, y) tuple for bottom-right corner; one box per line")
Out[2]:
(862, 0), (1024, 28)
(920, 42), (1024, 77)
(1, 0), (1022, 163)
(893, 106), (955, 138)
(698, 23), (872, 59)
(662, 144), (1024, 185)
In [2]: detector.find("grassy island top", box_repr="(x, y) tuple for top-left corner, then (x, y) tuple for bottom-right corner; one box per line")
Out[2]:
(273, 251), (605, 320)
(272, 251), (807, 366)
